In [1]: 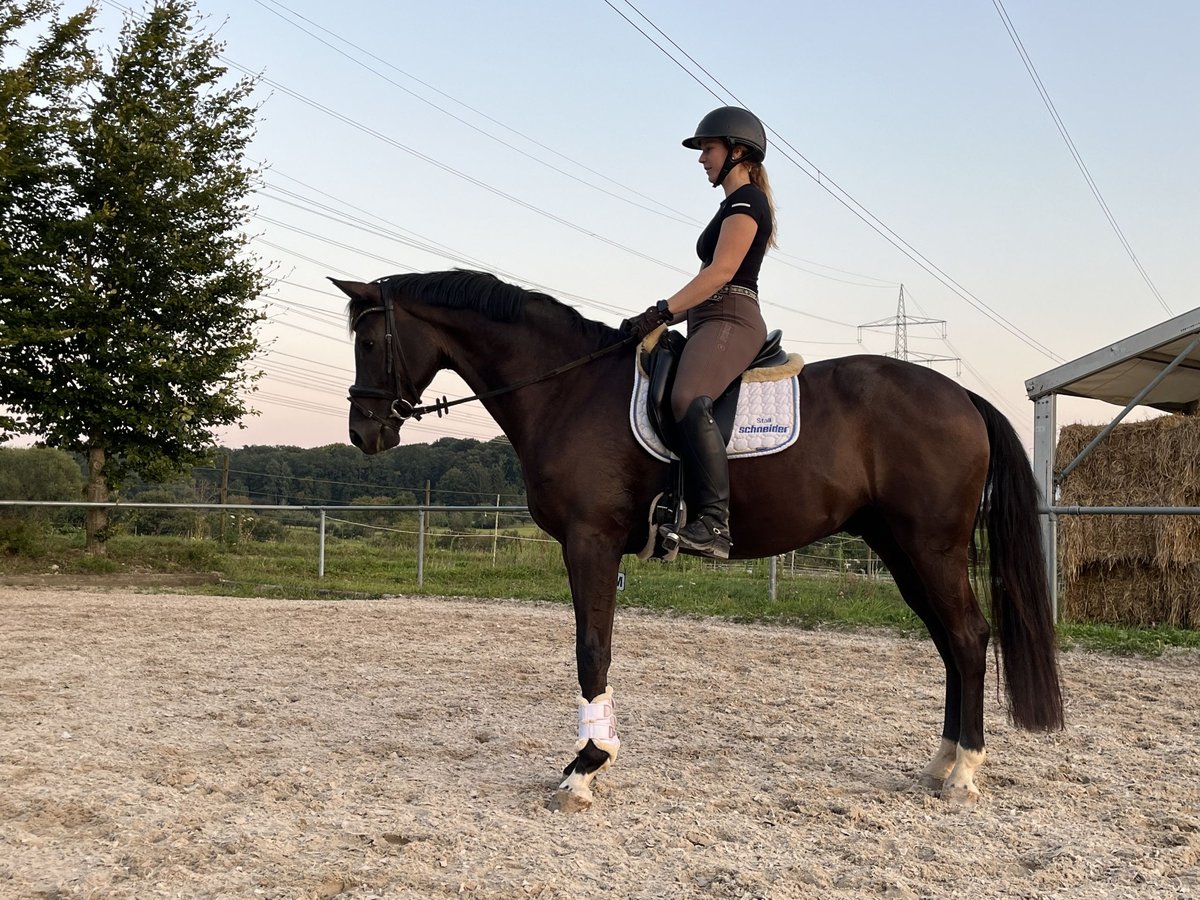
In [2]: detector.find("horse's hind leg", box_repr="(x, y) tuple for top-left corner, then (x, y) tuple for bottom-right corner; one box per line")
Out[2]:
(863, 518), (990, 803)
(910, 542), (990, 803)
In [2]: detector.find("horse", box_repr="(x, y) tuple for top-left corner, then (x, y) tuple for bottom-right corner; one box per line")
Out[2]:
(332, 269), (1063, 810)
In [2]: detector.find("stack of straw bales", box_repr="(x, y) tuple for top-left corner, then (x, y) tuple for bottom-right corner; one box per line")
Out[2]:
(1057, 414), (1200, 627)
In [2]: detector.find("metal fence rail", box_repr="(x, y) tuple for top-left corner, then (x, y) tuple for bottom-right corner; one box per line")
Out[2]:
(0, 500), (885, 597)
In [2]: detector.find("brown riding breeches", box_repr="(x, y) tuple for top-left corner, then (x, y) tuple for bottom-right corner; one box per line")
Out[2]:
(671, 292), (768, 422)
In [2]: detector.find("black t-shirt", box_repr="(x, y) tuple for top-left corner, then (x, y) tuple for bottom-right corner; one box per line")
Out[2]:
(694, 183), (772, 293)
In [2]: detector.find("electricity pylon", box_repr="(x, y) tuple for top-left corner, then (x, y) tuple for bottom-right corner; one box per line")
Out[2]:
(858, 285), (960, 375)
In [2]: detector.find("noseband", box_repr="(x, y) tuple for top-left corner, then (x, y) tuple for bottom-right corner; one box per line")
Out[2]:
(348, 292), (642, 432)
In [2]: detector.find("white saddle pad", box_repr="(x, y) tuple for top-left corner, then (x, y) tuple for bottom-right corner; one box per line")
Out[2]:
(629, 354), (802, 462)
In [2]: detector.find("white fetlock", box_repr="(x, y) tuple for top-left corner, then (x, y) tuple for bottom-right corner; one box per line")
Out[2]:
(942, 747), (986, 804)
(920, 737), (958, 788)
(572, 685), (620, 769)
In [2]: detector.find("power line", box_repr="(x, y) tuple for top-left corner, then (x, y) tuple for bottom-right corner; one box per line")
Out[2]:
(991, 0), (1171, 316)
(256, 178), (633, 317)
(902, 287), (1027, 423)
(769, 256), (899, 289)
(251, 0), (704, 228)
(112, 0), (909, 299)
(221, 56), (695, 278)
(607, 0), (1065, 364)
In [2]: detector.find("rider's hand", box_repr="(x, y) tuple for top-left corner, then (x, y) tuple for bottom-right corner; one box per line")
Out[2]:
(619, 302), (672, 341)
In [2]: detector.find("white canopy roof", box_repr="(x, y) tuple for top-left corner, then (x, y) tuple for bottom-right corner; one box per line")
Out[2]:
(1025, 307), (1200, 413)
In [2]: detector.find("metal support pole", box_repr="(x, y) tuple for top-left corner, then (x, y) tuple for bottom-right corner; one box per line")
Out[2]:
(768, 555), (777, 602)
(318, 509), (326, 578)
(1032, 394), (1058, 621)
(1056, 332), (1200, 485)
(417, 508), (426, 588)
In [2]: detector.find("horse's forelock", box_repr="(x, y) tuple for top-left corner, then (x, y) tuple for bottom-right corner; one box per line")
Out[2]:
(345, 294), (378, 334)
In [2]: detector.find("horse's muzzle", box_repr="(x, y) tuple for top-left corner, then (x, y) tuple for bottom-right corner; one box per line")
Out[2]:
(348, 415), (400, 455)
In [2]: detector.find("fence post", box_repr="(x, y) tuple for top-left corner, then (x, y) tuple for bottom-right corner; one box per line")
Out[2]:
(769, 555), (777, 602)
(493, 493), (500, 566)
(417, 508), (426, 588)
(319, 509), (326, 578)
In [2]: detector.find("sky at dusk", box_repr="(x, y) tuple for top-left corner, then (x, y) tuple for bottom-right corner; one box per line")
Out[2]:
(36, 1), (1200, 451)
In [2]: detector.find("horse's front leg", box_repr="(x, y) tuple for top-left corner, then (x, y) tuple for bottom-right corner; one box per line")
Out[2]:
(552, 529), (623, 812)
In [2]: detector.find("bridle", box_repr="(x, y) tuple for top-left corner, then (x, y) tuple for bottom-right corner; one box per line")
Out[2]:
(347, 292), (640, 433)
(347, 292), (429, 430)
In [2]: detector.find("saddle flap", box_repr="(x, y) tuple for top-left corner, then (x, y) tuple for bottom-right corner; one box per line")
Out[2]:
(645, 329), (687, 447)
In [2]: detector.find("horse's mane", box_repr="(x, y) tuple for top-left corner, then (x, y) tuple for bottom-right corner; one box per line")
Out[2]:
(349, 270), (616, 345)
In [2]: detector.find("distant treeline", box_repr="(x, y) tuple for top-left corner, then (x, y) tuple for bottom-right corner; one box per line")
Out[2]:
(0, 437), (527, 508)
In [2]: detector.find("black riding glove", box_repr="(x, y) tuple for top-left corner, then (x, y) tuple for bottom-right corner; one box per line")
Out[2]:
(619, 301), (673, 341)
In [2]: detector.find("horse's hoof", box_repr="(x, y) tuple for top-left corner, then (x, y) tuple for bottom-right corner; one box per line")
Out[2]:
(548, 787), (592, 813)
(940, 783), (981, 806)
(917, 773), (945, 792)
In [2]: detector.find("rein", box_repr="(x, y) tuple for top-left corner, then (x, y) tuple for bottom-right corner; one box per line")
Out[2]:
(348, 296), (640, 431)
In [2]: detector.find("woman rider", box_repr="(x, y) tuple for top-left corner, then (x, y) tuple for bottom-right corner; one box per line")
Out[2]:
(621, 106), (777, 560)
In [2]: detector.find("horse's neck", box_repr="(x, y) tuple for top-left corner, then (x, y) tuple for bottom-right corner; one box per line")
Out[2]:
(442, 314), (614, 450)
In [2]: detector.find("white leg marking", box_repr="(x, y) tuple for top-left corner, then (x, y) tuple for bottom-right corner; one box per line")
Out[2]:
(555, 769), (598, 810)
(942, 746), (986, 804)
(920, 737), (958, 788)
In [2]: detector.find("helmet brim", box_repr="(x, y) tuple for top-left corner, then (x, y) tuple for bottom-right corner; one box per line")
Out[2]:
(681, 135), (765, 161)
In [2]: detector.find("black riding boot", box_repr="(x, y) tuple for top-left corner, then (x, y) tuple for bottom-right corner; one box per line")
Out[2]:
(665, 395), (731, 559)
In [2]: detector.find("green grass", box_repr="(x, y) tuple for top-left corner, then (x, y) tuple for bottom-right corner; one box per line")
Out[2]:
(1057, 621), (1200, 656)
(1, 516), (1196, 656)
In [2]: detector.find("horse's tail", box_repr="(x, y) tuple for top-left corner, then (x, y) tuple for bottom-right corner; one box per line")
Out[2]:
(968, 391), (1064, 731)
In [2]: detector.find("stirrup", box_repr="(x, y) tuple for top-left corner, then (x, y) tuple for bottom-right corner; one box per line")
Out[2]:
(660, 516), (731, 560)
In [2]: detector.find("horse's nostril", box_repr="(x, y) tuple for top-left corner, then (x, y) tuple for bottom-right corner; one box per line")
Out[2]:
(349, 429), (364, 449)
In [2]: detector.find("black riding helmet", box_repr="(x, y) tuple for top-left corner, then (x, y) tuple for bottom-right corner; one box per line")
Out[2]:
(682, 106), (767, 186)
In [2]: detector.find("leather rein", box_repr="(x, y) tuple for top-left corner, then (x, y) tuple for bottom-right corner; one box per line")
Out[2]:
(347, 294), (640, 432)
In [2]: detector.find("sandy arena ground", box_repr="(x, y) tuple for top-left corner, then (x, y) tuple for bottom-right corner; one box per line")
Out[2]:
(0, 588), (1197, 899)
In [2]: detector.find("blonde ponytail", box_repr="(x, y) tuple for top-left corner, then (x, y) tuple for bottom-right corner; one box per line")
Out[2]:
(747, 162), (778, 249)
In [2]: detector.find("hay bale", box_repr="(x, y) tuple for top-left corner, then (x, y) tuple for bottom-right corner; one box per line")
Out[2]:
(1062, 562), (1200, 628)
(1056, 415), (1200, 627)
(1057, 415), (1200, 575)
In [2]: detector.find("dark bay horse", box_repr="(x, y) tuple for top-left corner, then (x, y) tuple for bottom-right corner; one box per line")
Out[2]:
(332, 270), (1062, 809)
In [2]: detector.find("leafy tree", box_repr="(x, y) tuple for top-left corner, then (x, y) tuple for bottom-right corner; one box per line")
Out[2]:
(0, 1), (95, 440)
(262, 458), (293, 505)
(0, 0), (268, 552)
(0, 445), (83, 500)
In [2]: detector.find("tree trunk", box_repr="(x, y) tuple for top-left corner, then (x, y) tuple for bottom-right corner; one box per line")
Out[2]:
(85, 444), (109, 555)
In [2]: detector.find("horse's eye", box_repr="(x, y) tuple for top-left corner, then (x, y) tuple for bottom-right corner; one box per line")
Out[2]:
(361, 339), (375, 351)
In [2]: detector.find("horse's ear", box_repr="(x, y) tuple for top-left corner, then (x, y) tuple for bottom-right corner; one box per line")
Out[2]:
(327, 278), (377, 302)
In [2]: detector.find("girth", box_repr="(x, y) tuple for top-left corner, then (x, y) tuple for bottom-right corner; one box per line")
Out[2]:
(642, 328), (788, 454)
